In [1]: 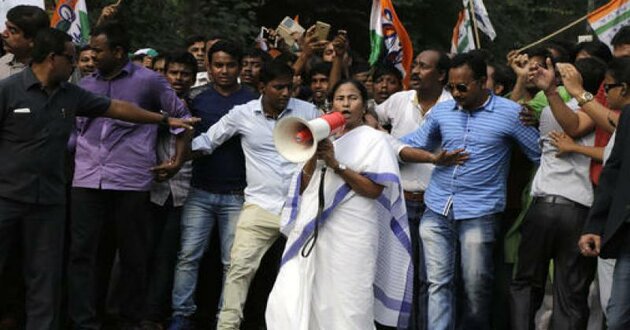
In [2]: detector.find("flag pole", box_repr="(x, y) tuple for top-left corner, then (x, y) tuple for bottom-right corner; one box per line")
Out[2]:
(516, 13), (590, 53)
(468, 0), (481, 49)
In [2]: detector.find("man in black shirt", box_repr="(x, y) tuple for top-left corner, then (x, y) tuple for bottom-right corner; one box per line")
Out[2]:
(0, 28), (196, 330)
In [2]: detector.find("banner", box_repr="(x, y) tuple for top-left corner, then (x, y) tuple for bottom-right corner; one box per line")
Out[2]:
(369, 0), (414, 87)
(588, 0), (630, 48)
(51, 0), (90, 45)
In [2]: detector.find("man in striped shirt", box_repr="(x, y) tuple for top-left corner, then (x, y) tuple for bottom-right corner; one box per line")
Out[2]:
(401, 52), (540, 329)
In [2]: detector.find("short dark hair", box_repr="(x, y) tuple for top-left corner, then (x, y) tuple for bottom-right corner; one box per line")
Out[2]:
(6, 5), (49, 39)
(274, 51), (298, 66)
(243, 48), (272, 63)
(526, 47), (553, 61)
(545, 41), (574, 63)
(91, 21), (131, 53)
(574, 57), (607, 95)
(350, 60), (371, 76)
(450, 52), (487, 80)
(31, 28), (71, 63)
(489, 62), (516, 96)
(165, 51), (198, 76)
(328, 79), (369, 105)
(207, 40), (243, 64)
(607, 57), (630, 84)
(372, 63), (402, 83)
(260, 59), (294, 84)
(184, 35), (205, 49)
(78, 44), (92, 53)
(307, 62), (332, 84)
(611, 26), (630, 47)
(576, 40), (613, 63)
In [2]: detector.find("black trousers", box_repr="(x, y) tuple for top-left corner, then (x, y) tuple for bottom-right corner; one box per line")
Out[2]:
(509, 198), (596, 330)
(0, 197), (65, 330)
(68, 188), (153, 329)
(143, 198), (182, 322)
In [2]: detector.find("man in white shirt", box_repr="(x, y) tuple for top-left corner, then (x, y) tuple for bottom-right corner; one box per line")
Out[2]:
(375, 48), (451, 328)
(191, 60), (319, 330)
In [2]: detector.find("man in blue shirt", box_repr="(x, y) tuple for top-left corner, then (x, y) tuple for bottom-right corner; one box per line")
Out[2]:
(168, 40), (257, 330)
(401, 52), (540, 329)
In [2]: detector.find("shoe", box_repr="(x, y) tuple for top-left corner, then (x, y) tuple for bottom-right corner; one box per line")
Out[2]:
(167, 315), (191, 330)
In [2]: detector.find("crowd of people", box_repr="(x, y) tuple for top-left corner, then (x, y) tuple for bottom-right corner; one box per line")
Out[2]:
(1, 3), (630, 330)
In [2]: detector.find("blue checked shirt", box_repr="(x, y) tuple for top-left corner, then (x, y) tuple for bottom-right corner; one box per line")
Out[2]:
(401, 94), (540, 220)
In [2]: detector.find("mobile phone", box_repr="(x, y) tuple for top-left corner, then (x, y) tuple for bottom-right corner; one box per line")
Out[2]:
(314, 21), (331, 41)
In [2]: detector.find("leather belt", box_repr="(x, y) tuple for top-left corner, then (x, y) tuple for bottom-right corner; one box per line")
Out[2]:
(533, 195), (586, 208)
(404, 190), (424, 203)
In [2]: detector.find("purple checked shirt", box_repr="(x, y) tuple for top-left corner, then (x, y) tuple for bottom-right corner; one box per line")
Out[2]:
(73, 62), (190, 191)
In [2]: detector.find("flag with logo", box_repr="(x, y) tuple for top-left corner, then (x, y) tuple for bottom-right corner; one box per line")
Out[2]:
(451, 9), (475, 54)
(369, 0), (414, 87)
(588, 0), (630, 48)
(463, 0), (496, 40)
(51, 0), (90, 45)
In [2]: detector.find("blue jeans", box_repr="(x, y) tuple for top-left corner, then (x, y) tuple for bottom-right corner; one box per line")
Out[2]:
(607, 234), (630, 330)
(420, 208), (498, 330)
(171, 188), (244, 317)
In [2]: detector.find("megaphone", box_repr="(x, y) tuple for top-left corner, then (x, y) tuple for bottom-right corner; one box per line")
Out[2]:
(273, 112), (346, 162)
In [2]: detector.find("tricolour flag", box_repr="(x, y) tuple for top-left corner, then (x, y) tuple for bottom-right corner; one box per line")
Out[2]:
(464, 0), (496, 40)
(369, 0), (414, 87)
(451, 9), (475, 54)
(588, 0), (630, 48)
(51, 0), (90, 45)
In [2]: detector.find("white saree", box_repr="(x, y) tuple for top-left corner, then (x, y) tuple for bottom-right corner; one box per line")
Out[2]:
(266, 125), (413, 330)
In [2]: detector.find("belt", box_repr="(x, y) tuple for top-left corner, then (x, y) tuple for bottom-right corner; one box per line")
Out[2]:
(533, 195), (586, 208)
(404, 190), (424, 203)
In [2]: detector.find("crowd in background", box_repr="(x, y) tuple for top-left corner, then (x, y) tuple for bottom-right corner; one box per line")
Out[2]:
(1, 3), (630, 330)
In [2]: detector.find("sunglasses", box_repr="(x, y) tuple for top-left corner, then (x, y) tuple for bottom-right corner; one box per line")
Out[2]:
(445, 80), (476, 93)
(604, 83), (624, 94)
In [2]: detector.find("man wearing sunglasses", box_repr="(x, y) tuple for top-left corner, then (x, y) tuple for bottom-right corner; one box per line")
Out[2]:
(400, 52), (541, 330)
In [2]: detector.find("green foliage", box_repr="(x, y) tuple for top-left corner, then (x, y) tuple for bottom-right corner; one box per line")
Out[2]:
(65, 0), (612, 61)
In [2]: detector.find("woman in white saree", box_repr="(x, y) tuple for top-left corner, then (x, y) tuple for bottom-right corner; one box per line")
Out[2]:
(265, 80), (414, 329)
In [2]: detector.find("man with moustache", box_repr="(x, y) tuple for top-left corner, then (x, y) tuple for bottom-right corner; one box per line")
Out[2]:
(308, 62), (332, 113)
(401, 52), (540, 329)
(68, 22), (192, 329)
(374, 48), (452, 329)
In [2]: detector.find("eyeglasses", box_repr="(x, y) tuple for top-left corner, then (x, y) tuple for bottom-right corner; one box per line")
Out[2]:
(445, 80), (476, 93)
(604, 83), (624, 94)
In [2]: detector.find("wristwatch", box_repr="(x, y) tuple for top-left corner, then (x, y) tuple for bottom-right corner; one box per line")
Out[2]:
(577, 91), (594, 107)
(333, 163), (347, 174)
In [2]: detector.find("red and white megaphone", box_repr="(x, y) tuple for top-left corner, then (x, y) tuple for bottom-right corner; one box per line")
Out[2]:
(273, 112), (346, 162)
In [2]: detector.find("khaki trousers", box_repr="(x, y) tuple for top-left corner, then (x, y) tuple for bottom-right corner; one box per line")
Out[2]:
(217, 203), (281, 330)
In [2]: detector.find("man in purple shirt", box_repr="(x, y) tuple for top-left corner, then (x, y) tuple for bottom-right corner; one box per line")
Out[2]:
(67, 22), (191, 329)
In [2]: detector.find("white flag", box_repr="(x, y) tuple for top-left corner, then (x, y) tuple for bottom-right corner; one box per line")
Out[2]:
(464, 0), (497, 40)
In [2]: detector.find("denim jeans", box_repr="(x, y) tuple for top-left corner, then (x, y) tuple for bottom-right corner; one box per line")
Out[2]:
(607, 231), (630, 330)
(171, 188), (244, 317)
(419, 208), (498, 330)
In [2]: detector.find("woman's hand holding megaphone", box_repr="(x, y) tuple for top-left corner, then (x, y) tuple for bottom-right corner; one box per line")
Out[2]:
(314, 139), (338, 169)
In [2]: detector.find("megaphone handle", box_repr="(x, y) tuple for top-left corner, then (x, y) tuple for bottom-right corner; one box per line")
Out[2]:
(301, 166), (327, 258)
